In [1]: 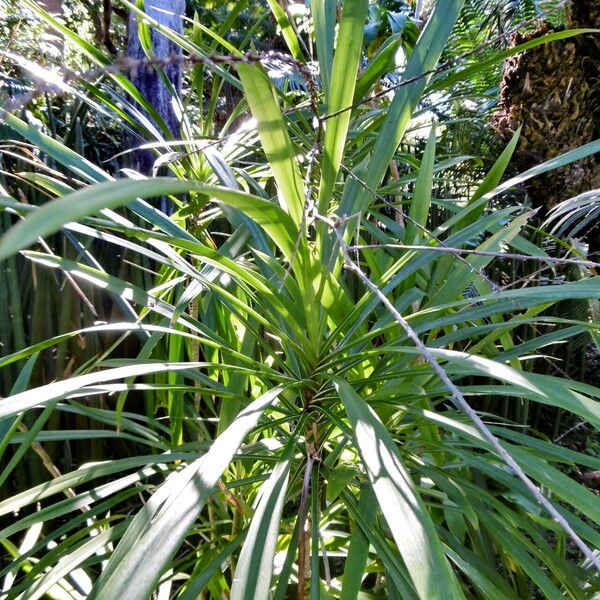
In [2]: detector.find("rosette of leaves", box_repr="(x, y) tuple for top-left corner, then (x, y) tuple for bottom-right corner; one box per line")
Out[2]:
(0, 1), (600, 599)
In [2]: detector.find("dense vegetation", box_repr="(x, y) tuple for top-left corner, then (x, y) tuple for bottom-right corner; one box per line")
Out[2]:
(0, 1), (599, 598)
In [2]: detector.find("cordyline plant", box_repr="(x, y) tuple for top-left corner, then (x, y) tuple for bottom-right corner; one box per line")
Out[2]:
(0, 0), (600, 598)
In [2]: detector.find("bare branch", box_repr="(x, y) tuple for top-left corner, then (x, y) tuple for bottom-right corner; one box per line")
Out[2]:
(328, 216), (600, 574)
(348, 243), (600, 269)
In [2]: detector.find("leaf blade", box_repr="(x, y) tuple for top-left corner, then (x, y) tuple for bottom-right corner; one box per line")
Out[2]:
(333, 378), (464, 600)
(231, 446), (293, 600)
(88, 386), (285, 600)
(0, 179), (299, 261)
(237, 63), (305, 226)
(317, 0), (369, 214)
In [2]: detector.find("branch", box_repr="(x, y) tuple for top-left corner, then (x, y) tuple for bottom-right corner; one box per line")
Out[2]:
(328, 216), (600, 574)
(348, 243), (600, 269)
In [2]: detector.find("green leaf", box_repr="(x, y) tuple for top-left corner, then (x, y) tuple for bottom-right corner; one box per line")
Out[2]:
(426, 130), (522, 291)
(264, 0), (305, 60)
(231, 445), (293, 599)
(0, 353), (39, 468)
(484, 138), (600, 202)
(431, 349), (600, 427)
(353, 34), (404, 103)
(178, 533), (248, 600)
(0, 179), (299, 262)
(507, 445), (600, 524)
(237, 62), (306, 226)
(357, 0), (465, 213)
(430, 28), (600, 93)
(0, 323), (211, 369)
(88, 386), (285, 600)
(333, 378), (464, 600)
(406, 126), (436, 245)
(0, 362), (208, 419)
(326, 466), (357, 502)
(0, 401), (57, 490)
(341, 483), (376, 600)
(471, 129), (521, 203)
(1, 111), (109, 184)
(17, 172), (75, 197)
(0, 453), (198, 520)
(311, 0), (336, 95)
(317, 0), (369, 214)
(426, 211), (531, 306)
(13, 522), (128, 600)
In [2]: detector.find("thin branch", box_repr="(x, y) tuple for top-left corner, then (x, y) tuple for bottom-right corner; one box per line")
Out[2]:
(1, 0), (568, 119)
(328, 216), (600, 574)
(336, 165), (581, 385)
(348, 243), (600, 269)
(297, 452), (315, 600)
(0, 50), (311, 114)
(554, 419), (588, 444)
(338, 163), (520, 307)
(16, 421), (77, 498)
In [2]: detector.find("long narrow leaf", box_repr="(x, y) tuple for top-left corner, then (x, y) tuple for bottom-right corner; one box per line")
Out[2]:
(237, 63), (305, 226)
(0, 179), (299, 261)
(88, 386), (285, 600)
(231, 445), (293, 599)
(317, 0), (368, 214)
(358, 0), (465, 212)
(333, 378), (464, 600)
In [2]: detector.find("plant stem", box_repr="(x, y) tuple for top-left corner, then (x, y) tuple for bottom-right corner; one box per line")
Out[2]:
(297, 452), (315, 600)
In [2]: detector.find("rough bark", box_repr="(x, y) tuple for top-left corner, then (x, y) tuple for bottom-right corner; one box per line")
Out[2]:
(127, 0), (185, 176)
(494, 0), (600, 214)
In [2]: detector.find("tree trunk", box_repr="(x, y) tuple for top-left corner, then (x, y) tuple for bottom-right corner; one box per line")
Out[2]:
(38, 0), (64, 55)
(494, 0), (600, 387)
(127, 0), (185, 177)
(38, 0), (62, 15)
(494, 0), (600, 215)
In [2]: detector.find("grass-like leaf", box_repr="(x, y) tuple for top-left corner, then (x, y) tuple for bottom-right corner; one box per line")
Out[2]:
(317, 0), (368, 214)
(333, 378), (465, 600)
(0, 179), (299, 261)
(237, 62), (305, 226)
(88, 385), (285, 600)
(231, 444), (293, 599)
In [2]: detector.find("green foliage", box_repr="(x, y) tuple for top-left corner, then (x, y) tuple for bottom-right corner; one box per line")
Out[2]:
(0, 1), (599, 598)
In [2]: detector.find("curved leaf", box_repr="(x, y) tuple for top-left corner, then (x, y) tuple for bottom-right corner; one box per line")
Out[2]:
(333, 378), (464, 600)
(89, 385), (285, 600)
(0, 178), (298, 261)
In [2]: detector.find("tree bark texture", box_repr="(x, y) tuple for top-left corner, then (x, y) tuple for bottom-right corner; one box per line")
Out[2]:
(127, 0), (185, 176)
(494, 0), (600, 216)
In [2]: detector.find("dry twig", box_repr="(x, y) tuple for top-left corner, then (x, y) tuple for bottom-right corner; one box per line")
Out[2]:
(326, 214), (600, 574)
